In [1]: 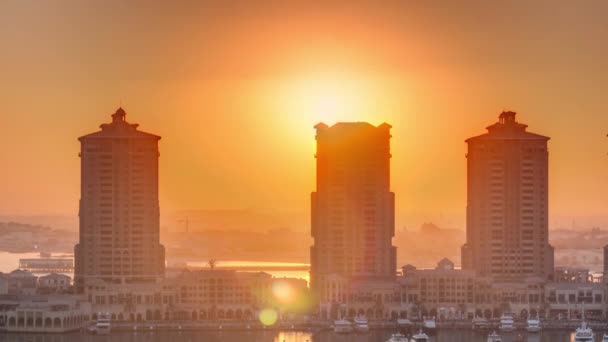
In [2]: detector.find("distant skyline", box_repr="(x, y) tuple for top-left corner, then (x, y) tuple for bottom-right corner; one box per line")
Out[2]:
(1, 1), (608, 229)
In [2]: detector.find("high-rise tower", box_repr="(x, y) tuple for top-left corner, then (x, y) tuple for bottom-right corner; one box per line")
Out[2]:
(603, 245), (608, 282)
(462, 111), (554, 280)
(310, 122), (397, 294)
(74, 108), (165, 292)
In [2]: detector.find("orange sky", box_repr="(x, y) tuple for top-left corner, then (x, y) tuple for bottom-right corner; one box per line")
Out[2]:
(1, 1), (608, 230)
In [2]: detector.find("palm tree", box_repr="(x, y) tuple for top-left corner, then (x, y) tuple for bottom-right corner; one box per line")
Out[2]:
(374, 295), (385, 320)
(411, 301), (421, 320)
(209, 259), (217, 270)
(167, 300), (176, 321)
(500, 301), (511, 315)
(540, 302), (550, 320)
(458, 303), (468, 320)
(123, 293), (135, 321)
(329, 302), (339, 320)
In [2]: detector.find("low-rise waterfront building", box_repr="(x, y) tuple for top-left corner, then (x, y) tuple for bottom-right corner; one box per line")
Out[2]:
(397, 259), (477, 320)
(83, 270), (288, 322)
(315, 258), (608, 322)
(545, 282), (605, 320)
(554, 267), (597, 284)
(84, 279), (168, 322)
(164, 269), (273, 321)
(19, 258), (74, 274)
(5, 270), (38, 295)
(37, 273), (72, 294)
(0, 276), (7, 295)
(0, 295), (90, 333)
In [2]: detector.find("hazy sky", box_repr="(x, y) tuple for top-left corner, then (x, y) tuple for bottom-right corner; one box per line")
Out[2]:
(1, 1), (607, 229)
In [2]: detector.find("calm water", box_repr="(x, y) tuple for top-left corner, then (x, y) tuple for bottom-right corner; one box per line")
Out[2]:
(0, 251), (42, 272)
(0, 330), (595, 342)
(184, 260), (310, 283)
(0, 254), (311, 284)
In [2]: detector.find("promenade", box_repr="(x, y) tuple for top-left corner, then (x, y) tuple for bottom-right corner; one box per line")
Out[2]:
(102, 319), (608, 333)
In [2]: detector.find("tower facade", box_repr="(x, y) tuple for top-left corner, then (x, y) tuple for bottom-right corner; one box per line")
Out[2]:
(74, 108), (165, 292)
(604, 245), (608, 282)
(310, 122), (397, 294)
(461, 111), (554, 280)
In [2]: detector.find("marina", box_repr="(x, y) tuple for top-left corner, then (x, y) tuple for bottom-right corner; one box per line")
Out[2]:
(18, 257), (74, 274)
(0, 329), (605, 342)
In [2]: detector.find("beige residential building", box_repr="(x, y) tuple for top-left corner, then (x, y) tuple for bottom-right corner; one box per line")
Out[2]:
(75, 108), (165, 292)
(462, 111), (554, 280)
(0, 295), (91, 333)
(83, 270), (291, 322)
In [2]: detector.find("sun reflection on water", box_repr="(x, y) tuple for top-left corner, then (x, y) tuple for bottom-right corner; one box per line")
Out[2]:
(274, 331), (313, 342)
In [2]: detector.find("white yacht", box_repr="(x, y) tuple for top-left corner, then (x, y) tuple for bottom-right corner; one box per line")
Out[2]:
(333, 319), (354, 334)
(386, 333), (409, 342)
(498, 314), (515, 332)
(526, 317), (541, 333)
(472, 316), (491, 331)
(423, 317), (437, 332)
(411, 329), (430, 341)
(487, 331), (502, 342)
(574, 320), (594, 341)
(354, 315), (369, 333)
(89, 313), (111, 335)
(602, 333), (608, 342)
(397, 318), (413, 328)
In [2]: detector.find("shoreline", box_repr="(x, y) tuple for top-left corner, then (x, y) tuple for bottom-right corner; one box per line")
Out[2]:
(100, 320), (608, 332)
(3, 321), (608, 335)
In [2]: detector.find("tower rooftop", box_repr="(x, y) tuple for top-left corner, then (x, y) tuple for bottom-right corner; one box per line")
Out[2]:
(466, 111), (549, 142)
(79, 107), (161, 141)
(315, 121), (392, 130)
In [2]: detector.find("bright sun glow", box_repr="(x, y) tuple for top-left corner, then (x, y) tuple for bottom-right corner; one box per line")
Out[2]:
(267, 70), (403, 153)
(305, 81), (357, 122)
(272, 71), (386, 129)
(259, 308), (278, 326)
(272, 280), (294, 303)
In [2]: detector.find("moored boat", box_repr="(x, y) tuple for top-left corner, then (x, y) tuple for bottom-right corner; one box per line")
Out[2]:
(487, 331), (502, 342)
(472, 316), (491, 331)
(333, 319), (354, 334)
(411, 329), (430, 342)
(397, 318), (413, 328)
(526, 317), (541, 333)
(354, 315), (369, 333)
(386, 333), (409, 342)
(422, 317), (437, 332)
(498, 313), (515, 332)
(88, 312), (111, 335)
(573, 320), (594, 341)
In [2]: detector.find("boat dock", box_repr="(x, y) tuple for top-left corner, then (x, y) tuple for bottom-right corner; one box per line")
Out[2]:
(92, 320), (608, 333)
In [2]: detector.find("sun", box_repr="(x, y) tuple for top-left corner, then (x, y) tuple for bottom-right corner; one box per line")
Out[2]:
(272, 71), (382, 128)
(267, 70), (396, 153)
(305, 80), (356, 122)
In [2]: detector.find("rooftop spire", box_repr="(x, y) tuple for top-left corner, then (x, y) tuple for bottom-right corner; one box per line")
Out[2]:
(499, 111), (517, 125)
(111, 107), (127, 123)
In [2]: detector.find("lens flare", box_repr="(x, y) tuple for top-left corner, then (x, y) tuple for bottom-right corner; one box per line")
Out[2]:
(259, 308), (278, 326)
(272, 280), (294, 303)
